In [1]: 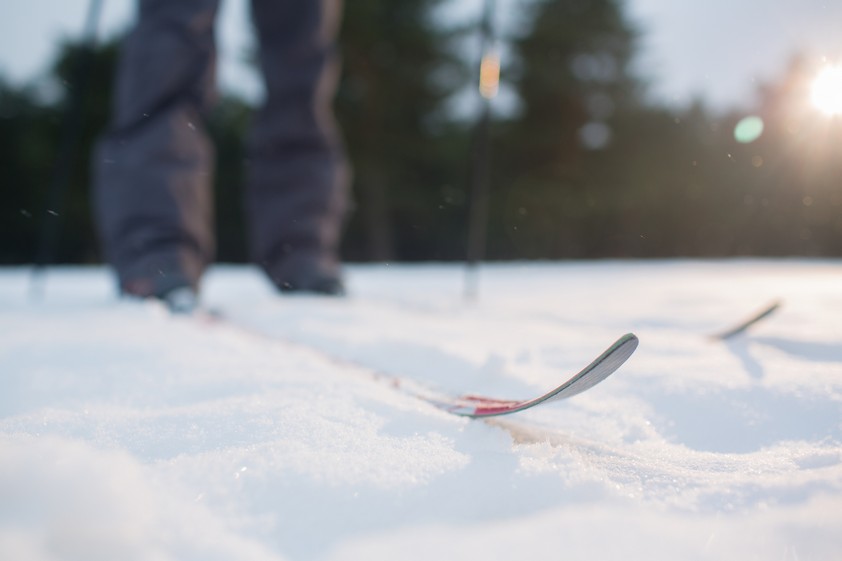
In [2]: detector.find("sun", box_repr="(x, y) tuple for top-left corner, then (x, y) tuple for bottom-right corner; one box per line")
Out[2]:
(811, 65), (842, 116)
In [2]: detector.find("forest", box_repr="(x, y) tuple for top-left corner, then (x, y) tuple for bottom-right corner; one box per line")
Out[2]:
(2, 0), (841, 266)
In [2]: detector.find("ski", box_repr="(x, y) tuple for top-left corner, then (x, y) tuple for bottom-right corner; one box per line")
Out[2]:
(185, 304), (639, 419)
(427, 333), (638, 418)
(710, 300), (781, 340)
(193, 310), (639, 418)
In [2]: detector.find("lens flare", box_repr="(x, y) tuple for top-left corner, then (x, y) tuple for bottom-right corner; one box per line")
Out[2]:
(811, 65), (842, 115)
(734, 116), (764, 143)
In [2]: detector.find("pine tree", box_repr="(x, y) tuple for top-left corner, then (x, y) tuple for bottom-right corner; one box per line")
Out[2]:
(0, 38), (119, 264)
(336, 0), (467, 261)
(494, 0), (642, 258)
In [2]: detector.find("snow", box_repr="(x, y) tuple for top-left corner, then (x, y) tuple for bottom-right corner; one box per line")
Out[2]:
(1, 260), (841, 561)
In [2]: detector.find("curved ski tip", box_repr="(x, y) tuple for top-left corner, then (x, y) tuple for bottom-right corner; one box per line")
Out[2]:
(609, 333), (639, 363)
(617, 332), (640, 351)
(585, 332), (639, 373)
(709, 299), (783, 341)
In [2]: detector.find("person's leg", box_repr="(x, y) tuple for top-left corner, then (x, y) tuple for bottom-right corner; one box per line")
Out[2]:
(93, 0), (220, 298)
(246, 0), (350, 294)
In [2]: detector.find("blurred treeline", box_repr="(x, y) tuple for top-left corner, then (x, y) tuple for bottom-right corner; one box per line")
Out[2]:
(2, 0), (841, 265)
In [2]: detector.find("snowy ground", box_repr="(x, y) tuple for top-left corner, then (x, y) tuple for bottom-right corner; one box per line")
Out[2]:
(1, 260), (841, 561)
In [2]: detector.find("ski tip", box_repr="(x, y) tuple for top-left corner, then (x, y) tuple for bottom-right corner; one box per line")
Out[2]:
(710, 299), (782, 341)
(612, 333), (639, 356)
(452, 332), (641, 419)
(601, 333), (639, 371)
(620, 332), (639, 345)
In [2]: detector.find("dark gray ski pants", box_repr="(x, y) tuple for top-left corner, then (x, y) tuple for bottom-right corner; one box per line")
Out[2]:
(93, 0), (349, 295)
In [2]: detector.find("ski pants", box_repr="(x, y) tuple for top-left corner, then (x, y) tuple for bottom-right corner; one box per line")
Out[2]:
(93, 0), (349, 295)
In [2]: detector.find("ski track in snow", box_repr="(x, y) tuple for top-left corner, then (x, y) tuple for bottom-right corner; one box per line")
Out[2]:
(1, 260), (841, 560)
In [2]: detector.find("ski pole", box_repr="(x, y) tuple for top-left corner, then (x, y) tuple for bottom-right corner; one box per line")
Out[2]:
(31, 0), (104, 300)
(465, 0), (498, 301)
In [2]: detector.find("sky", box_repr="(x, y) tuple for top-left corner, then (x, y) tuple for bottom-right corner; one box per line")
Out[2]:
(0, 0), (841, 111)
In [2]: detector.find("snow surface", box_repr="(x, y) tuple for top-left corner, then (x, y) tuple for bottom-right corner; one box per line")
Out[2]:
(1, 260), (841, 561)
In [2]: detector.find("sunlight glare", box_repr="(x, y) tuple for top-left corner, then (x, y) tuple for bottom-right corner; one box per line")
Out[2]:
(479, 50), (500, 100)
(811, 65), (842, 115)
